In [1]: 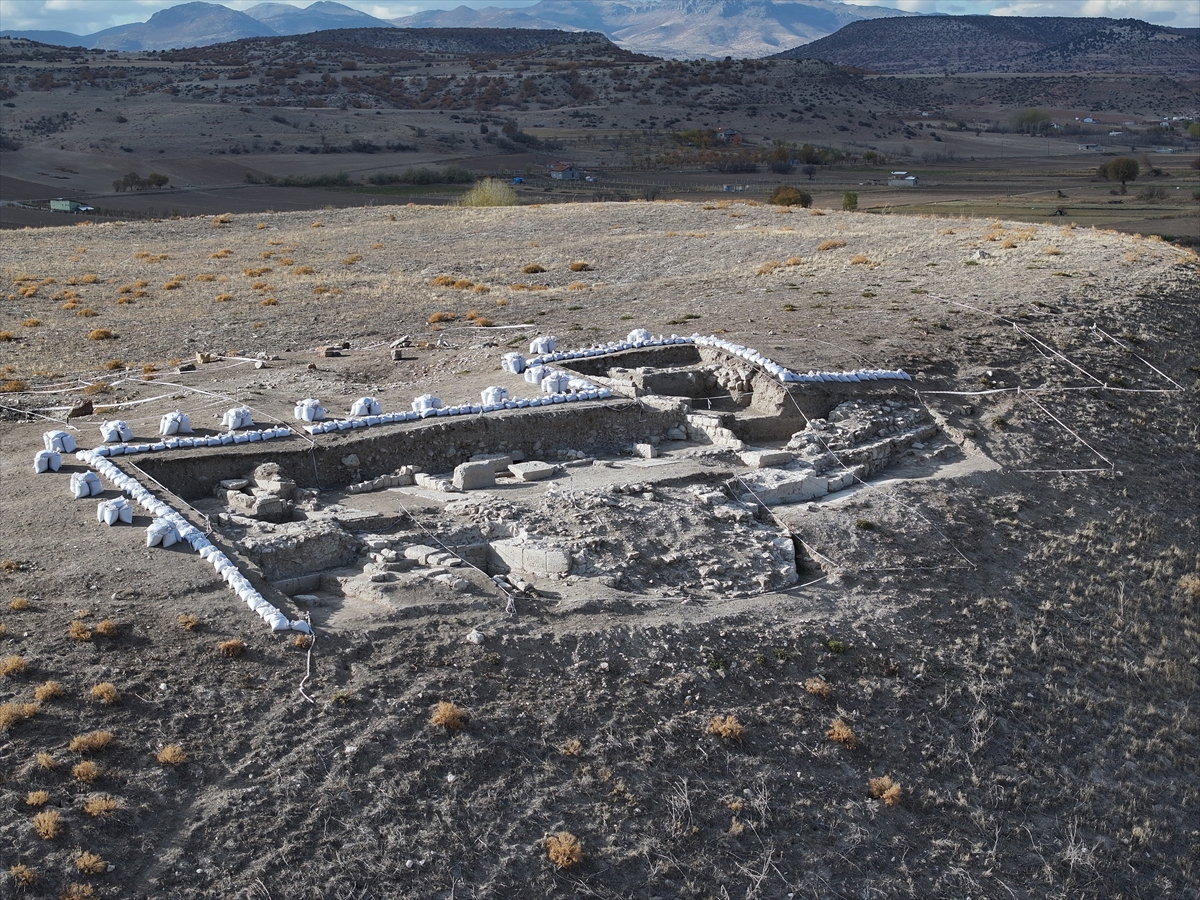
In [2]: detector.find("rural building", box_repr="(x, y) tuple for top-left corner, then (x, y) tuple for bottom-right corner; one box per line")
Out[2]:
(887, 172), (918, 187)
(550, 162), (582, 180)
(715, 128), (742, 144)
(50, 199), (93, 213)
(1077, 143), (1103, 151)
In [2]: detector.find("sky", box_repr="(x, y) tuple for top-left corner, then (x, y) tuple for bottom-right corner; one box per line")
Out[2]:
(0, 0), (1196, 35)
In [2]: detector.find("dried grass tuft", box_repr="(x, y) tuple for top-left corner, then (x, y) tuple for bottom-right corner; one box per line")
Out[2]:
(83, 794), (120, 817)
(827, 718), (858, 749)
(428, 311), (457, 324)
(546, 831), (583, 869)
(870, 775), (903, 805)
(157, 744), (188, 766)
(69, 621), (91, 641)
(74, 852), (106, 875)
(89, 683), (121, 706)
(70, 731), (113, 753)
(1, 655), (27, 677)
(430, 700), (467, 732)
(178, 614), (200, 631)
(709, 714), (746, 743)
(62, 883), (96, 900)
(72, 761), (101, 783)
(35, 681), (64, 702)
(805, 676), (832, 699)
(9, 863), (36, 885)
(219, 639), (245, 658)
(817, 239), (847, 251)
(569, 261), (591, 272)
(523, 263), (546, 274)
(86, 329), (115, 341)
(33, 810), (62, 839)
(25, 790), (50, 807)
(756, 260), (782, 275)
(94, 619), (117, 638)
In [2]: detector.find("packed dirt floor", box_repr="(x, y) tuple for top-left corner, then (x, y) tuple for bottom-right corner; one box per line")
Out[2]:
(1, 201), (1198, 899)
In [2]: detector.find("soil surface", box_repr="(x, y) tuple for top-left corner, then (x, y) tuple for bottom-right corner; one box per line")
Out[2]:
(1, 202), (1198, 900)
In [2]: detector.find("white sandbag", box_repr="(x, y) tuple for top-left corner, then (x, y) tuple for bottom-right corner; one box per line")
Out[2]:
(412, 394), (442, 414)
(541, 373), (569, 394)
(44, 430), (76, 453)
(34, 450), (62, 474)
(290, 620), (313, 634)
(350, 396), (382, 417)
(146, 518), (180, 548)
(481, 386), (508, 405)
(99, 420), (133, 443)
(222, 406), (254, 430)
(70, 472), (101, 498)
(267, 610), (291, 631)
(159, 411), (192, 436)
(524, 365), (546, 385)
(627, 328), (652, 344)
(529, 335), (557, 355)
(501, 352), (526, 374)
(97, 497), (131, 526)
(294, 398), (326, 422)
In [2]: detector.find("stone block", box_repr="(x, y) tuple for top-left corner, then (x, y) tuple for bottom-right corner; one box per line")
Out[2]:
(738, 468), (829, 506)
(634, 443), (658, 459)
(490, 538), (571, 576)
(508, 461), (555, 482)
(453, 461), (497, 491)
(739, 449), (794, 469)
(469, 453), (514, 473)
(403, 545), (440, 564)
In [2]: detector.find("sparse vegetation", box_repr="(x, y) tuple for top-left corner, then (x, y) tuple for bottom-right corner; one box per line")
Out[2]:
(32, 810), (62, 839)
(805, 676), (832, 699)
(545, 831), (583, 869)
(459, 178), (519, 207)
(74, 852), (107, 875)
(86, 329), (115, 341)
(708, 714), (746, 743)
(1, 654), (27, 677)
(89, 682), (121, 705)
(219, 639), (246, 658)
(83, 793), (120, 817)
(178, 614), (200, 631)
(430, 700), (467, 732)
(70, 731), (113, 753)
(72, 760), (101, 783)
(35, 680), (64, 702)
(817, 239), (847, 252)
(157, 744), (188, 766)
(827, 718), (858, 749)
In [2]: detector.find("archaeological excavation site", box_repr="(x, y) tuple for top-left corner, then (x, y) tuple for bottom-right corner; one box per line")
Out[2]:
(1, 204), (1196, 900)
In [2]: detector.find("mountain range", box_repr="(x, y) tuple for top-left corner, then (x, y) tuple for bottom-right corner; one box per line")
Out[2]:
(0, 0), (914, 58)
(772, 14), (1200, 75)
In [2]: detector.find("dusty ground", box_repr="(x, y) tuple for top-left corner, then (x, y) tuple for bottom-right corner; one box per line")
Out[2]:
(1, 202), (1198, 900)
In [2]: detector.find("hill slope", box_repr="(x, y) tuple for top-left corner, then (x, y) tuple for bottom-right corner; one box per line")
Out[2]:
(773, 14), (1200, 74)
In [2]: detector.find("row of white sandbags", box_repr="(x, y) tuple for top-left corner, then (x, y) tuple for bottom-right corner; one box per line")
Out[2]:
(76, 449), (308, 633)
(782, 369), (912, 383)
(89, 426), (292, 458)
(524, 329), (693, 370)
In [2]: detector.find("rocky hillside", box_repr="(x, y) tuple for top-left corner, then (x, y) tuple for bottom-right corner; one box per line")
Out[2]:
(773, 15), (1200, 75)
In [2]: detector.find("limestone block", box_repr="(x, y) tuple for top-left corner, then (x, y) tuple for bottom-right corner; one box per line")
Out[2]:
(470, 453), (514, 473)
(634, 443), (658, 459)
(453, 461), (497, 492)
(739, 449), (794, 469)
(490, 538), (571, 576)
(403, 545), (441, 564)
(508, 461), (556, 482)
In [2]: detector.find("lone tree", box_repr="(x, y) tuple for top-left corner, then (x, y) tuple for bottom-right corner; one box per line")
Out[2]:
(1098, 157), (1139, 193)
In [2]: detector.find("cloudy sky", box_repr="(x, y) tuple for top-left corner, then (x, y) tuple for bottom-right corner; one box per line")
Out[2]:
(0, 0), (1195, 34)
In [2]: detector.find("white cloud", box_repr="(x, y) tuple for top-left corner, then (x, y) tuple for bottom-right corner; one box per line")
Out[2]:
(839, 0), (1193, 26)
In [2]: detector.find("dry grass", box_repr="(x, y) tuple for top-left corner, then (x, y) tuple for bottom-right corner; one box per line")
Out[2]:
(62, 883), (97, 900)
(69, 621), (91, 641)
(430, 700), (467, 732)
(827, 718), (858, 749)
(523, 263), (546, 274)
(343, 254), (361, 265)
(546, 831), (583, 869)
(251, 281), (271, 291)
(453, 279), (474, 289)
(850, 253), (872, 265)
(23, 318), (41, 327)
(1, 655), (27, 677)
(869, 775), (903, 806)
(817, 239), (847, 251)
(35, 680), (64, 702)
(86, 329), (115, 341)
(162, 278), (183, 290)
(569, 261), (591, 272)
(9, 863), (36, 886)
(212, 213), (232, 226)
(0, 701), (40, 728)
(95, 618), (117, 637)
(36, 752), (56, 770)
(294, 265), (314, 275)
(32, 809), (62, 839)
(561, 738), (584, 756)
(242, 266), (271, 277)
(209, 248), (232, 259)
(25, 789), (50, 807)
(805, 676), (832, 699)
(214, 293), (234, 303)
(178, 614), (200, 631)
(1044, 246), (1062, 256)
(74, 852), (106, 875)
(428, 311), (457, 324)
(431, 275), (455, 287)
(157, 744), (188, 766)
(134, 252), (167, 263)
(82, 382), (110, 396)
(72, 761), (101, 783)
(83, 794), (120, 817)
(1, 379), (29, 392)
(1179, 574), (1200, 601)
(219, 639), (246, 658)
(472, 284), (491, 294)
(261, 297), (278, 306)
(311, 221), (322, 228)
(89, 683), (121, 706)
(785, 256), (803, 266)
(756, 260), (782, 275)
(102, 359), (124, 371)
(293, 634), (313, 649)
(0, 331), (18, 342)
(69, 731), (114, 753)
(567, 281), (588, 290)
(75, 307), (99, 318)
(708, 714), (746, 743)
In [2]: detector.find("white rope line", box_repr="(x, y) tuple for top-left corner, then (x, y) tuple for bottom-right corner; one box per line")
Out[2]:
(1016, 388), (1115, 471)
(298, 612), (316, 705)
(393, 496), (518, 616)
(731, 473), (849, 574)
(1089, 324), (1185, 390)
(0, 402), (79, 428)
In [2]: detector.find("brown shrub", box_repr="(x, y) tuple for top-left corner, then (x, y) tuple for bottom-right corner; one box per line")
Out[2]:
(428, 311), (457, 324)
(261, 297), (278, 306)
(453, 279), (474, 290)
(708, 714), (746, 743)
(472, 283), (491, 294)
(804, 676), (832, 699)
(1180, 574), (1200, 601)
(756, 260), (782, 275)
(69, 621), (91, 641)
(74, 852), (106, 875)
(194, 273), (216, 282)
(869, 775), (903, 806)
(23, 318), (41, 327)
(569, 261), (591, 272)
(546, 831), (583, 869)
(178, 614), (200, 631)
(561, 738), (583, 756)
(1043, 246), (1062, 256)
(294, 265), (314, 275)
(242, 266), (271, 277)
(35, 680), (64, 702)
(72, 761), (101, 783)
(567, 282), (588, 290)
(817, 239), (847, 252)
(214, 293), (234, 303)
(209, 248), (232, 259)
(212, 213), (232, 226)
(156, 744), (187, 766)
(785, 256), (803, 266)
(430, 701), (467, 732)
(89, 683), (121, 706)
(86, 329), (115, 341)
(62, 884), (96, 900)
(1, 379), (29, 392)
(69, 731), (113, 753)
(33, 810), (62, 839)
(36, 752), (57, 770)
(9, 863), (36, 885)
(523, 263), (546, 274)
(83, 794), (120, 817)
(850, 253), (871, 265)
(94, 619), (117, 638)
(10, 597), (31, 610)
(343, 254), (361, 265)
(75, 308), (99, 318)
(25, 790), (50, 807)
(827, 718), (858, 749)
(219, 639), (246, 658)
(0, 655), (27, 677)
